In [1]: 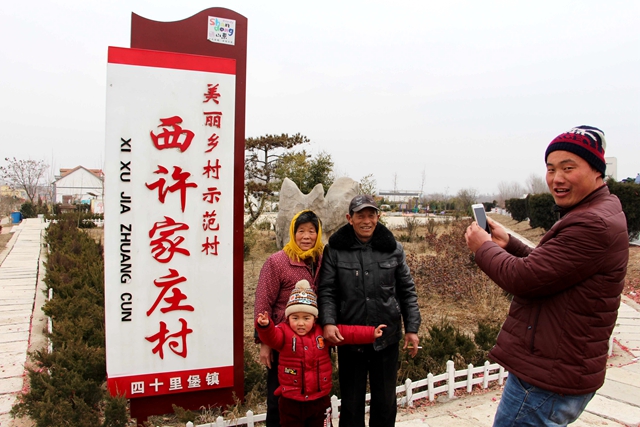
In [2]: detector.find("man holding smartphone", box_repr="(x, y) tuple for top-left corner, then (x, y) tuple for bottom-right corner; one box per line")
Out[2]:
(465, 126), (629, 427)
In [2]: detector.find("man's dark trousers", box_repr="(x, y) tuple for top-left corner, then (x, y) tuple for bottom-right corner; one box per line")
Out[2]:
(337, 344), (399, 427)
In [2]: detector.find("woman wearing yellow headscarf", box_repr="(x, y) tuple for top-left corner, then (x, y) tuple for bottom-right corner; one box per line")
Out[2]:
(254, 210), (324, 427)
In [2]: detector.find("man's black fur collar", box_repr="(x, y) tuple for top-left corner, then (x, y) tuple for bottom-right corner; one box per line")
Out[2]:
(328, 222), (397, 253)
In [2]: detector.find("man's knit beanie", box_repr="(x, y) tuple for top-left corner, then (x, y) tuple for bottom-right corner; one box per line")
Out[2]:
(285, 280), (318, 317)
(545, 125), (607, 177)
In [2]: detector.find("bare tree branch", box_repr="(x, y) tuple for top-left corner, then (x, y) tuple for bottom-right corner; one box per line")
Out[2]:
(0, 157), (49, 204)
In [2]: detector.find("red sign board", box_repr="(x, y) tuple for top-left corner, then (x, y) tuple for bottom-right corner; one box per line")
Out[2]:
(104, 8), (246, 423)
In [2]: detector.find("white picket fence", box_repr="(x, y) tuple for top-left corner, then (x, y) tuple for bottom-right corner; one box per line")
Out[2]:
(186, 360), (508, 427)
(43, 217), (104, 227)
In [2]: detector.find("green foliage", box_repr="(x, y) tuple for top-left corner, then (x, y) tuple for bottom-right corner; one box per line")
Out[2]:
(172, 404), (197, 423)
(304, 151), (334, 194)
(275, 150), (334, 195)
(454, 188), (478, 216)
(243, 348), (267, 398)
(505, 198), (528, 222)
(526, 193), (557, 231)
(359, 174), (377, 196)
(275, 151), (308, 190)
(19, 198), (50, 218)
(482, 201), (497, 211)
(508, 180), (640, 239)
(20, 201), (37, 218)
(45, 211), (104, 228)
(398, 319), (488, 384)
(423, 198), (456, 214)
(12, 217), (110, 427)
(424, 320), (477, 367)
(244, 227), (257, 259)
(75, 202), (91, 213)
(102, 394), (129, 427)
(608, 179), (640, 241)
(21, 198), (49, 218)
(244, 133), (310, 228)
(474, 321), (501, 351)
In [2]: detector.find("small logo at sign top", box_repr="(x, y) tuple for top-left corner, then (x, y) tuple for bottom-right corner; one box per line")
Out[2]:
(207, 16), (236, 46)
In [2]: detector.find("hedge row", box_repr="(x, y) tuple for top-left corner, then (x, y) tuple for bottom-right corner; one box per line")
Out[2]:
(505, 180), (640, 239)
(608, 180), (640, 241)
(11, 218), (127, 427)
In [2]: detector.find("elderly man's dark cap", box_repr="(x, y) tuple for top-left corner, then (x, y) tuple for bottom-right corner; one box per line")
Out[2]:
(349, 195), (379, 213)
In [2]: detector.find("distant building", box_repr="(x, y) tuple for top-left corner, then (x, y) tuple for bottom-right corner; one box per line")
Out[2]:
(605, 157), (617, 181)
(378, 190), (422, 204)
(0, 181), (28, 200)
(53, 166), (104, 205)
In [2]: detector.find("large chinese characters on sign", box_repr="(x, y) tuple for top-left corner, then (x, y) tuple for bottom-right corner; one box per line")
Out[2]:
(104, 47), (235, 399)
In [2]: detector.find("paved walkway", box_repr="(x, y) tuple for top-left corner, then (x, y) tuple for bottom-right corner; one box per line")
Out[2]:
(395, 216), (640, 427)
(394, 296), (640, 426)
(0, 218), (48, 427)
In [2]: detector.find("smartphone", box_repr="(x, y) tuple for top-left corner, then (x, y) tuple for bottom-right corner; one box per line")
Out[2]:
(472, 204), (491, 234)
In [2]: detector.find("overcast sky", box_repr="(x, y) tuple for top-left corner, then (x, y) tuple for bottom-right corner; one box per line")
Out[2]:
(2, 1), (638, 196)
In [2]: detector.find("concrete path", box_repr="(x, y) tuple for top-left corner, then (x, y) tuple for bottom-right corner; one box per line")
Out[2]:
(393, 221), (640, 426)
(0, 219), (48, 427)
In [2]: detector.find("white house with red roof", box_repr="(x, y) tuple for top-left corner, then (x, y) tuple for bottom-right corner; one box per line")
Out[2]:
(52, 166), (104, 205)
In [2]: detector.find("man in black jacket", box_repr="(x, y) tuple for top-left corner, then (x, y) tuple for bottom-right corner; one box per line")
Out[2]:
(318, 195), (421, 427)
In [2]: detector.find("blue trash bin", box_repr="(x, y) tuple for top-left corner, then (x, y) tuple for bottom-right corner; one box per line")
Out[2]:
(10, 211), (22, 224)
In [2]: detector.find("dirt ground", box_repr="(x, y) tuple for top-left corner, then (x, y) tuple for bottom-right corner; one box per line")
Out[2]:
(487, 213), (547, 244)
(0, 230), (12, 251)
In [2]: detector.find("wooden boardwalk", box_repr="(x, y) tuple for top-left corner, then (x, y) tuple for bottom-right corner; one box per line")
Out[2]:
(0, 219), (47, 426)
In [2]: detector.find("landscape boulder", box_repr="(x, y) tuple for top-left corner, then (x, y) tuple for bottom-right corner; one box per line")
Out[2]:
(276, 177), (360, 248)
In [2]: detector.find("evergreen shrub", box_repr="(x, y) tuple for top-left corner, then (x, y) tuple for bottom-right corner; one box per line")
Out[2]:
(398, 318), (493, 385)
(527, 193), (557, 231)
(608, 179), (640, 241)
(505, 198), (528, 222)
(474, 321), (501, 351)
(11, 217), (111, 427)
(102, 394), (129, 427)
(482, 201), (497, 212)
(20, 201), (37, 218)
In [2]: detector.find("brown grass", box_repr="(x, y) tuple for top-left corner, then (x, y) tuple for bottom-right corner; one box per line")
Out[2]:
(0, 232), (12, 251)
(487, 213), (546, 244)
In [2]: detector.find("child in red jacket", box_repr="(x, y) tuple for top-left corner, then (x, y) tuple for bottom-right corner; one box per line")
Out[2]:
(256, 279), (385, 427)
